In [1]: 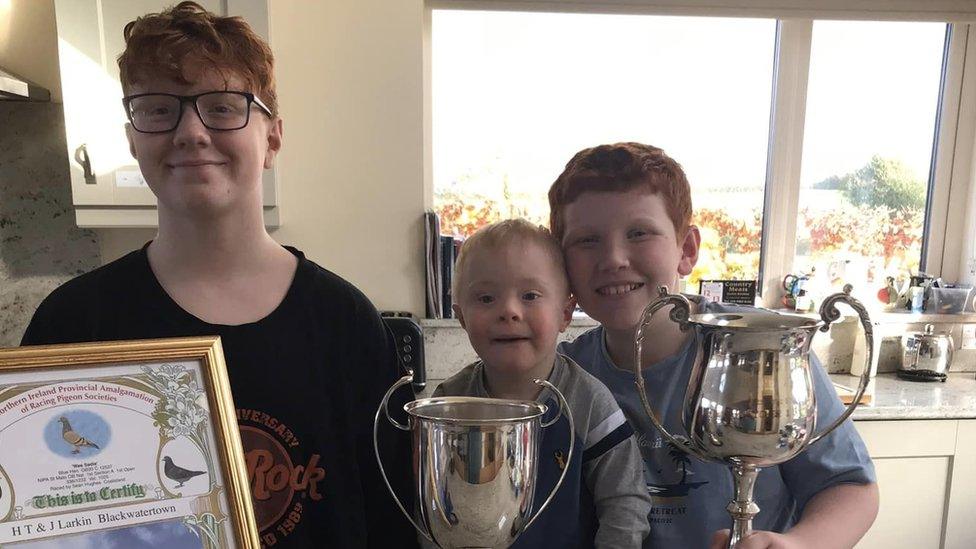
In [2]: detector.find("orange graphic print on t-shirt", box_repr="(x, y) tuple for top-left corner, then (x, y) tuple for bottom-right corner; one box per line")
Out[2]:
(238, 409), (325, 547)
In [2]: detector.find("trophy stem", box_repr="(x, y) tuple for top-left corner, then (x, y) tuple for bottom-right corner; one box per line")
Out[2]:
(726, 463), (760, 549)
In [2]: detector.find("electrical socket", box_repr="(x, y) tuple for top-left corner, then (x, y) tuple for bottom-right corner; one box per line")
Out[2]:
(962, 324), (976, 350)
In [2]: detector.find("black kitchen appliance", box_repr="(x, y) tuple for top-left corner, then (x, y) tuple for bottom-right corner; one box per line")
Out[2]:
(899, 324), (954, 382)
(381, 311), (426, 391)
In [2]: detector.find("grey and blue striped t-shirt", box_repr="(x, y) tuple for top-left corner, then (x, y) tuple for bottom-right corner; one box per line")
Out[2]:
(434, 354), (652, 548)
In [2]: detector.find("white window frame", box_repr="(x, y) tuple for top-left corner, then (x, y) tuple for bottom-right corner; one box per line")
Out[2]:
(424, 1), (976, 308)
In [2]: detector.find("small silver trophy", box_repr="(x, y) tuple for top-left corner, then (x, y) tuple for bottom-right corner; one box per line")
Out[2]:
(375, 374), (575, 549)
(635, 287), (872, 548)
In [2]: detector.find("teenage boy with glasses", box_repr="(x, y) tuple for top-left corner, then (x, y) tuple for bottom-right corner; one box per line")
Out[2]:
(21, 3), (417, 547)
(123, 91), (275, 133)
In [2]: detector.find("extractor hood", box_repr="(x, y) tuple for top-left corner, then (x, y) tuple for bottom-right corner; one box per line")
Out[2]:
(0, 67), (50, 101)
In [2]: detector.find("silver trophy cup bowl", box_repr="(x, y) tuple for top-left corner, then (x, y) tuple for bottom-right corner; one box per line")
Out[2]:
(635, 287), (872, 548)
(375, 373), (575, 549)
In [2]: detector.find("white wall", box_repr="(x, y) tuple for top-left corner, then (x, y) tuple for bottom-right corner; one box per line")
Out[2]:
(95, 0), (429, 315)
(270, 0), (426, 314)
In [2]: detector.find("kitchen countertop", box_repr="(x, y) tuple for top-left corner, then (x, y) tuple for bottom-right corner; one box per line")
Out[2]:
(421, 318), (976, 420)
(831, 373), (976, 421)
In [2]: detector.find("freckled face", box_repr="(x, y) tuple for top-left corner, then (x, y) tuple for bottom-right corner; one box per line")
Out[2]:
(124, 69), (281, 218)
(561, 189), (698, 331)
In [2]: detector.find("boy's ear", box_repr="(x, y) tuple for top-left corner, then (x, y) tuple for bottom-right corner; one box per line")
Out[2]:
(559, 295), (576, 332)
(264, 118), (284, 170)
(677, 225), (701, 277)
(452, 304), (466, 329)
(125, 123), (137, 159)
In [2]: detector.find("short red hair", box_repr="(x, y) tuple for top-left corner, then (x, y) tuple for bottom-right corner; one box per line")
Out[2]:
(548, 142), (692, 243)
(117, 1), (277, 115)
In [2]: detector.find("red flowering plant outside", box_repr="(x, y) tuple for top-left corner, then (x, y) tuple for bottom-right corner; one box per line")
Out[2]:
(435, 195), (504, 238)
(434, 197), (923, 281)
(434, 191), (548, 239)
(798, 204), (923, 283)
(689, 208), (762, 288)
(687, 205), (923, 289)
(434, 155), (926, 299)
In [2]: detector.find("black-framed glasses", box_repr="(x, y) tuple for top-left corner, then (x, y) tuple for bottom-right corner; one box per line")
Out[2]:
(122, 91), (274, 133)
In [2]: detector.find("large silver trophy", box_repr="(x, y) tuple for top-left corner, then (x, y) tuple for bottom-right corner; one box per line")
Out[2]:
(635, 287), (872, 548)
(375, 374), (574, 548)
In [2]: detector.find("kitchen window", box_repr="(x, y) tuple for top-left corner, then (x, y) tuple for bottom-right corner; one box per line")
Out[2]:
(793, 21), (947, 303)
(432, 10), (777, 287)
(429, 5), (971, 308)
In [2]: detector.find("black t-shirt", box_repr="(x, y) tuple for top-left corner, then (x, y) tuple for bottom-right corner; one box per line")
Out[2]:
(21, 244), (418, 548)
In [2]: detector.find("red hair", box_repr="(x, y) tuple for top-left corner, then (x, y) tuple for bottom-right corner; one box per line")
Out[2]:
(548, 142), (692, 243)
(117, 1), (277, 115)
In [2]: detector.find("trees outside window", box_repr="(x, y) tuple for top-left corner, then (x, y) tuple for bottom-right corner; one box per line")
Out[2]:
(433, 12), (946, 305)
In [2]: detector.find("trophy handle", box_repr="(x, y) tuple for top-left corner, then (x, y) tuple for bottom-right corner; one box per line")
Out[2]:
(372, 371), (433, 542)
(946, 335), (954, 381)
(523, 378), (576, 533)
(809, 289), (874, 446)
(380, 372), (413, 432)
(782, 274), (799, 293)
(633, 287), (712, 462)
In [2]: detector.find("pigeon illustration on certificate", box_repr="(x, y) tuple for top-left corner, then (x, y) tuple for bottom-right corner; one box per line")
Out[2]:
(0, 361), (231, 548)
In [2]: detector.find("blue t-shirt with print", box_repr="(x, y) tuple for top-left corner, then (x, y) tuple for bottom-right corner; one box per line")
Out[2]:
(558, 300), (876, 549)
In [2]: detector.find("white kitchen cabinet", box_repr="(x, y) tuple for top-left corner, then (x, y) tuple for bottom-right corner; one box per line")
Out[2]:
(53, 0), (277, 228)
(855, 419), (976, 549)
(942, 420), (976, 549)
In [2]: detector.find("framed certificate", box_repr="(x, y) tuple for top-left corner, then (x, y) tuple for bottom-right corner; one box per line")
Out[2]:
(0, 337), (258, 548)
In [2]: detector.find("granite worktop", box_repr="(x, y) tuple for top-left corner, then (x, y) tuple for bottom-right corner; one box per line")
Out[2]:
(832, 373), (976, 421)
(421, 320), (976, 421)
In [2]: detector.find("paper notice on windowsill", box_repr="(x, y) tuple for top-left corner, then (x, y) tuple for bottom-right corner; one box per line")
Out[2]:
(832, 381), (873, 405)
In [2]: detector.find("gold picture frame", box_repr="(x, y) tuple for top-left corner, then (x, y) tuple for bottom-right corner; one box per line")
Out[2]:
(0, 337), (258, 548)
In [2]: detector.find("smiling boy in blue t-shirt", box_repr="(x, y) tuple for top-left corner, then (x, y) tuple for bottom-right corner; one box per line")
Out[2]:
(550, 142), (879, 549)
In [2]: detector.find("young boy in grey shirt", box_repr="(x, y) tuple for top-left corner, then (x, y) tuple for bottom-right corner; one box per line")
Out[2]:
(434, 219), (651, 548)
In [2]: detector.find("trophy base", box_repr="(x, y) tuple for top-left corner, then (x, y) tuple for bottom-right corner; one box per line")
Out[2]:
(897, 369), (947, 382)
